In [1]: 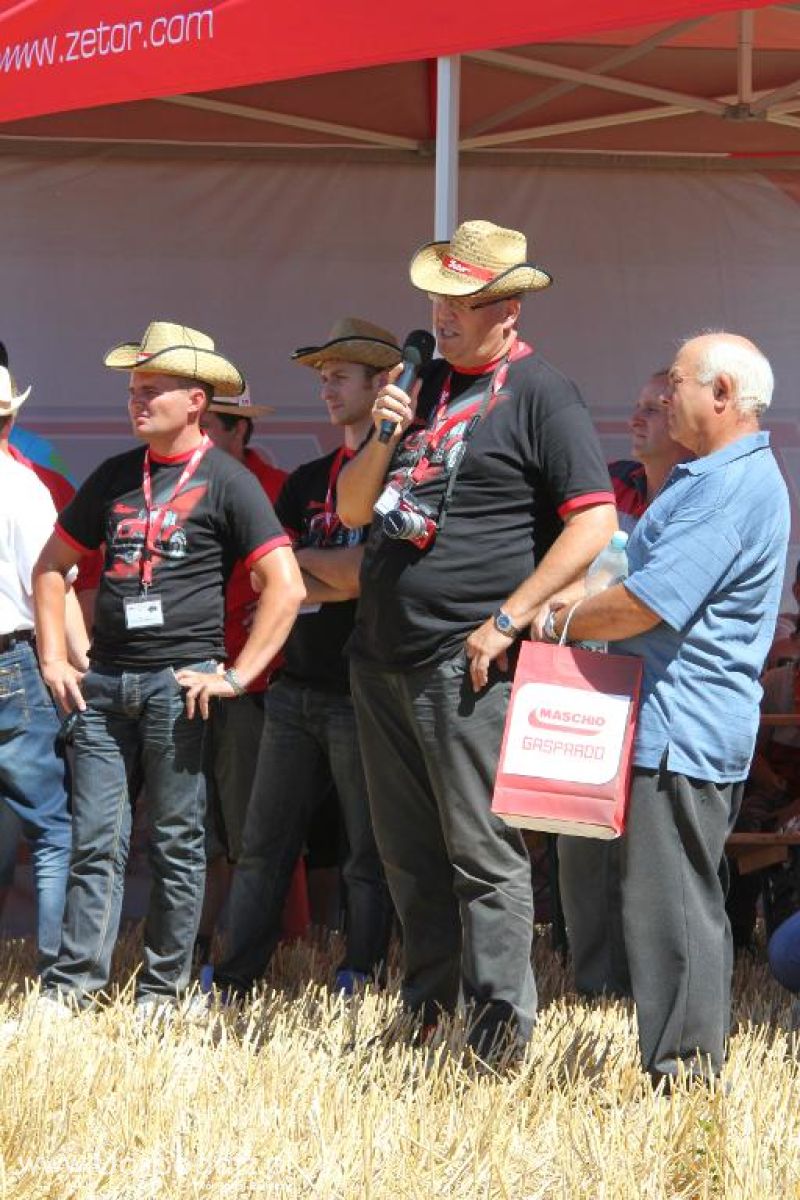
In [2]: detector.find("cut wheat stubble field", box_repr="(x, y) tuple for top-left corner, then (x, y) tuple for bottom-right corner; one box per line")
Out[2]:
(0, 928), (798, 1200)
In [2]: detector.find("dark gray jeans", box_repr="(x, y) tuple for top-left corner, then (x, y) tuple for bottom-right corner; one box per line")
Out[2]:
(621, 763), (744, 1081)
(350, 650), (536, 1049)
(214, 678), (392, 991)
(43, 661), (215, 1005)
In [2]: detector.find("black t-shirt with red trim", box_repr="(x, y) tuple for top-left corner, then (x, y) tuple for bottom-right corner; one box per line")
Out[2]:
(608, 459), (648, 527)
(350, 348), (614, 670)
(276, 447), (367, 692)
(57, 444), (288, 669)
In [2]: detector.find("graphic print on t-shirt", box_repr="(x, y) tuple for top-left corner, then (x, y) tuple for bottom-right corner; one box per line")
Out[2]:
(304, 506), (364, 550)
(106, 481), (207, 578)
(392, 383), (507, 495)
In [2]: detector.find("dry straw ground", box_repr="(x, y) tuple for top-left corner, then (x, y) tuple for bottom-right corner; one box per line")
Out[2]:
(0, 927), (798, 1200)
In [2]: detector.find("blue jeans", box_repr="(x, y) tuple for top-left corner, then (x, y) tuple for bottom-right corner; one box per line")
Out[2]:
(769, 910), (800, 992)
(215, 679), (392, 992)
(0, 640), (71, 970)
(42, 661), (216, 1004)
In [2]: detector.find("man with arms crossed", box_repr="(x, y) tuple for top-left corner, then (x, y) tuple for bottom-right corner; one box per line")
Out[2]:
(337, 222), (616, 1060)
(214, 318), (397, 997)
(31, 322), (304, 1017)
(546, 333), (789, 1085)
(195, 387), (287, 963)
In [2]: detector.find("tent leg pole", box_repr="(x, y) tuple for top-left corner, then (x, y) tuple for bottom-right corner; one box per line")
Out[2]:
(435, 55), (461, 239)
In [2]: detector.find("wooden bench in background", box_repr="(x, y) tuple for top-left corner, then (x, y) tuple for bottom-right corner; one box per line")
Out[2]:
(726, 832), (800, 875)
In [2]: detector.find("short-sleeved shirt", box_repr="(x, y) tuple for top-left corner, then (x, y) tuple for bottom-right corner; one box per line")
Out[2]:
(617, 431), (790, 783)
(609, 459), (648, 534)
(8, 442), (103, 594)
(276, 446), (367, 692)
(0, 453), (58, 634)
(350, 345), (614, 670)
(56, 443), (289, 669)
(223, 448), (287, 692)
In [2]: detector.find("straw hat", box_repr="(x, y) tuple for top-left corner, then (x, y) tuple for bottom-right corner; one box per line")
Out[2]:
(104, 321), (245, 397)
(0, 366), (31, 417)
(292, 317), (402, 370)
(409, 219), (552, 300)
(207, 385), (273, 420)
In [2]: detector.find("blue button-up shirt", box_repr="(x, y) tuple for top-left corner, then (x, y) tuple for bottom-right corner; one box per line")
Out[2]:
(617, 430), (790, 783)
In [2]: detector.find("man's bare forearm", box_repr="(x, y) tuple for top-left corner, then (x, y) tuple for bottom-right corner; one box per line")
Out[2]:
(553, 581), (661, 642)
(231, 549), (305, 685)
(336, 441), (394, 528)
(301, 572), (358, 604)
(501, 504), (618, 628)
(65, 587), (91, 670)
(34, 568), (69, 666)
(295, 545), (364, 592)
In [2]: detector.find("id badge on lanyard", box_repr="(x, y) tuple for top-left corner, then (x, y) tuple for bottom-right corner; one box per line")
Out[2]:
(124, 592), (165, 629)
(125, 436), (210, 630)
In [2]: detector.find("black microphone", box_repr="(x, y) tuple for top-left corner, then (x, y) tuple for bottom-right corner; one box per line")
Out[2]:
(378, 329), (435, 444)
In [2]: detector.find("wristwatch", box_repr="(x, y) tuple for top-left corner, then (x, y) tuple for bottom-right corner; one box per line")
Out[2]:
(223, 666), (247, 696)
(493, 608), (523, 639)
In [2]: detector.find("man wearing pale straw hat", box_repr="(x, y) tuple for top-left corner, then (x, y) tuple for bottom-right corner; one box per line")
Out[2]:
(0, 365), (89, 974)
(30, 321), (304, 1017)
(337, 221), (616, 1062)
(213, 318), (397, 998)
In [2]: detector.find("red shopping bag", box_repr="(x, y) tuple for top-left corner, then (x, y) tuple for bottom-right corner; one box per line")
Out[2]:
(492, 640), (643, 839)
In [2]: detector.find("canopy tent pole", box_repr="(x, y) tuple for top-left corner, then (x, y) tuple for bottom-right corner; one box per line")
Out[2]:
(434, 55), (460, 239)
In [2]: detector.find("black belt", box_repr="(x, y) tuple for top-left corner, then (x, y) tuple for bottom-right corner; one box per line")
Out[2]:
(0, 629), (35, 653)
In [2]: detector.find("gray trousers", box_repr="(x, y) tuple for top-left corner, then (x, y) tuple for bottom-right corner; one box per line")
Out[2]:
(214, 679), (392, 992)
(558, 835), (631, 997)
(621, 763), (743, 1081)
(350, 651), (536, 1049)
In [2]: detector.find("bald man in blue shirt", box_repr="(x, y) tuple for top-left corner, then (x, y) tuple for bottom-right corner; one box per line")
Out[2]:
(547, 332), (790, 1087)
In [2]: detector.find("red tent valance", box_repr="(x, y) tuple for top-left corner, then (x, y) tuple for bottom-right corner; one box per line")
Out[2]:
(0, 0), (778, 124)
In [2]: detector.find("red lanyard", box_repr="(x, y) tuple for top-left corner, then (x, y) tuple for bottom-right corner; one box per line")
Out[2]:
(140, 434), (211, 590)
(323, 445), (352, 518)
(408, 339), (532, 485)
(304, 445), (354, 544)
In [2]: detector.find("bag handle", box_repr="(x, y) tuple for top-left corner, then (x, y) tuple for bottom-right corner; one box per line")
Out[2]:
(559, 599), (585, 646)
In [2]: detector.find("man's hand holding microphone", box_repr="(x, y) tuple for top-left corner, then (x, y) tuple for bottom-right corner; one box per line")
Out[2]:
(373, 330), (435, 446)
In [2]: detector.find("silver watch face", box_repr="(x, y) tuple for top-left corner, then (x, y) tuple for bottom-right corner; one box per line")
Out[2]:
(495, 611), (514, 635)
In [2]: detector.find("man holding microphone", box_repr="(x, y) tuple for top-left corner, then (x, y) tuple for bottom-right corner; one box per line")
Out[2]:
(337, 220), (616, 1062)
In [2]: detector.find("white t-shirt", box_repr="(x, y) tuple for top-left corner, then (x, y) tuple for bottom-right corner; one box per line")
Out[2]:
(0, 451), (58, 634)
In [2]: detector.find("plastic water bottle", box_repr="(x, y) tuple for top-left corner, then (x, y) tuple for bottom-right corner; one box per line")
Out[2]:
(580, 530), (629, 652)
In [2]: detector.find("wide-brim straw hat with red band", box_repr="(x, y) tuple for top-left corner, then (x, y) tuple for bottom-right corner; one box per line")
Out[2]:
(409, 219), (552, 300)
(104, 321), (245, 398)
(207, 385), (273, 420)
(0, 366), (31, 417)
(292, 317), (402, 370)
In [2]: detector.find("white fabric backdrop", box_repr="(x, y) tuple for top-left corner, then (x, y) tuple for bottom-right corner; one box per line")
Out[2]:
(2, 154), (800, 932)
(2, 153), (799, 576)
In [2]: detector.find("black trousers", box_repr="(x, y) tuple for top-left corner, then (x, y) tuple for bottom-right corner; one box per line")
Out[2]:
(350, 650), (536, 1048)
(558, 834), (631, 997)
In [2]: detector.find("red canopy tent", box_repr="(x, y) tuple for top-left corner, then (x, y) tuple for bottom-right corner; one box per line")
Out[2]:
(1, 0), (799, 489)
(2, 0), (800, 232)
(0, 1), (783, 124)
